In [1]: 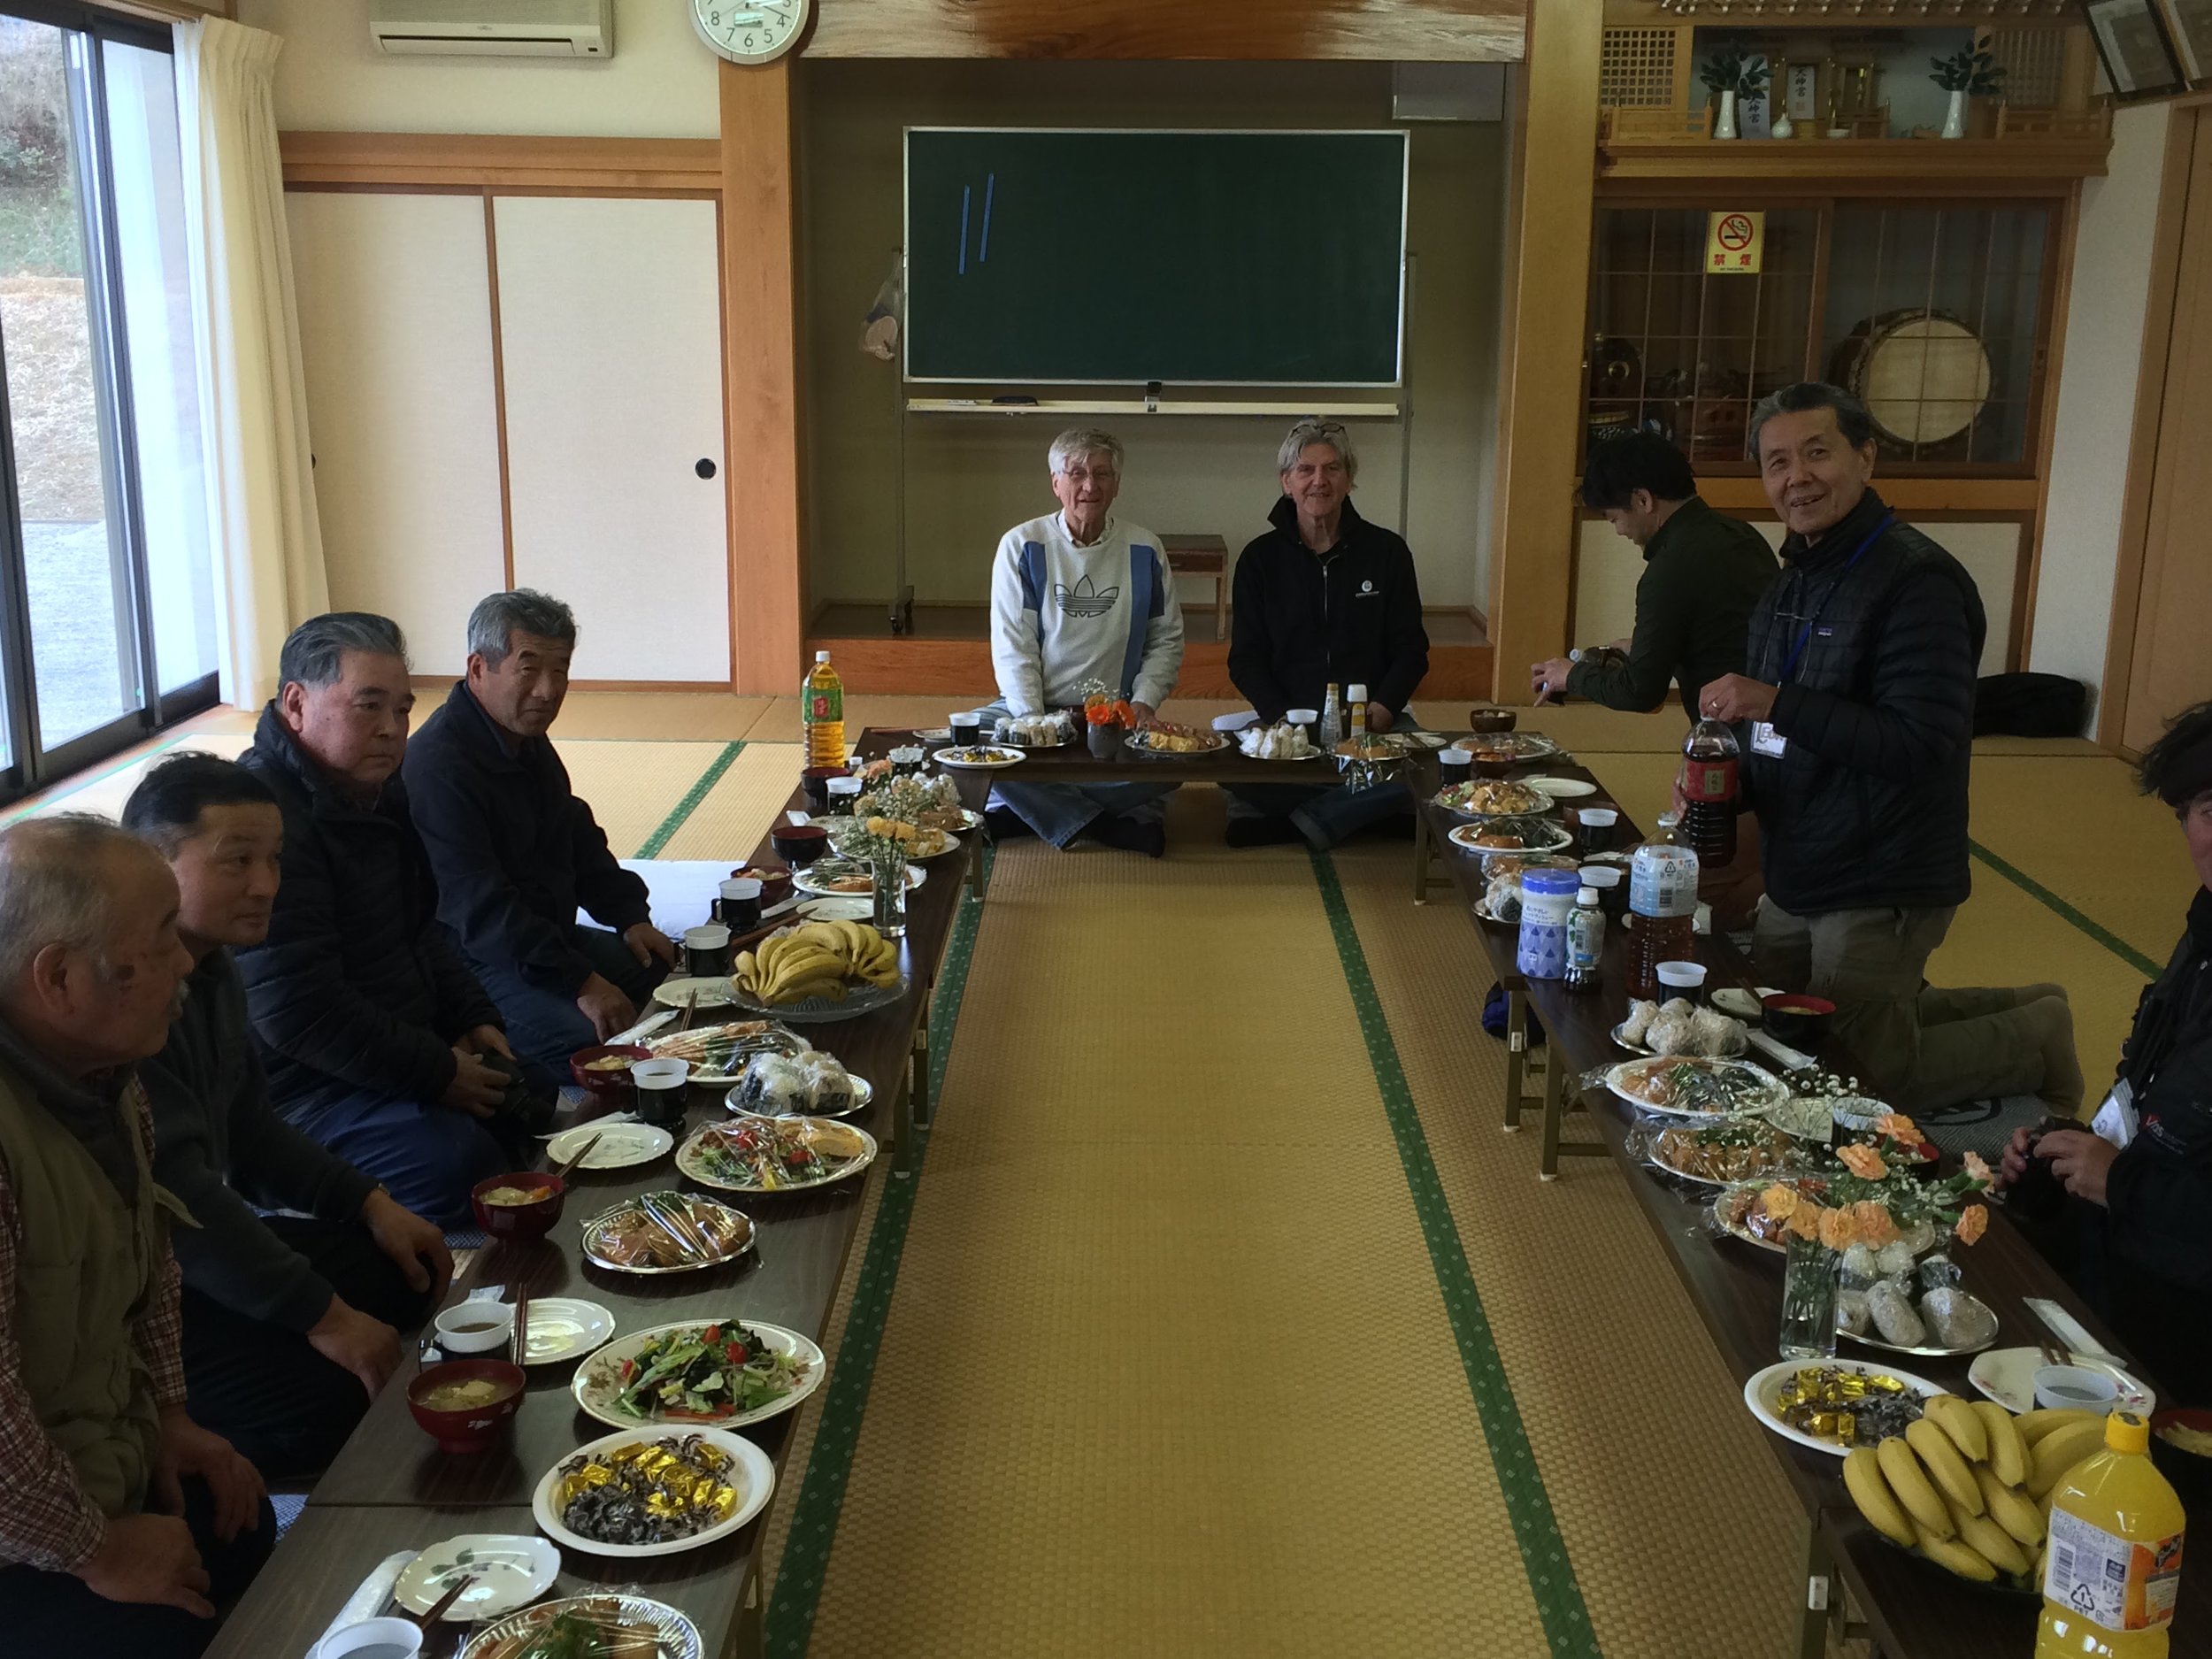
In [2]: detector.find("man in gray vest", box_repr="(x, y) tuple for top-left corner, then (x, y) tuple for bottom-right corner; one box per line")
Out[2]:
(0, 817), (271, 1655)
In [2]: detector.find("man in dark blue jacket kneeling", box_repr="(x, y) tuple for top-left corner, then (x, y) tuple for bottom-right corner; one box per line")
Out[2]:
(405, 590), (674, 1077)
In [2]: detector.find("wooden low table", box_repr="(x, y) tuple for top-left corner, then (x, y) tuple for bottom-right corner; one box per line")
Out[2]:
(1408, 734), (2211, 1658)
(205, 736), (984, 1658)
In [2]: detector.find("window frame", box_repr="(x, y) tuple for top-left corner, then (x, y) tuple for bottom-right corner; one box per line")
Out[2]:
(0, 1), (217, 803)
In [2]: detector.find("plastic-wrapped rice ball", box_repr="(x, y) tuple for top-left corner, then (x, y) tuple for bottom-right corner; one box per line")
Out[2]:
(1840, 1243), (1883, 1286)
(1867, 1279), (1927, 1347)
(1660, 997), (1695, 1021)
(1646, 1011), (1696, 1056)
(1874, 1238), (1919, 1279)
(1620, 999), (1660, 1044)
(1688, 1007), (1740, 1056)
(1921, 1287), (1996, 1350)
(735, 1053), (810, 1113)
(795, 1051), (856, 1116)
(1835, 1290), (1872, 1337)
(1485, 874), (1523, 922)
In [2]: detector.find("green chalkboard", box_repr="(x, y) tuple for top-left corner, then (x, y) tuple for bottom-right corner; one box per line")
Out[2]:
(903, 128), (1407, 386)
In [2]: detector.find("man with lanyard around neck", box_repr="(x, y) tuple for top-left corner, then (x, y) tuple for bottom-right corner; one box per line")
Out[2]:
(1700, 381), (2082, 1117)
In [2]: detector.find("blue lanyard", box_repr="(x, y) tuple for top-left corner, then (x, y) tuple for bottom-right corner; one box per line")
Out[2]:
(1778, 512), (1893, 686)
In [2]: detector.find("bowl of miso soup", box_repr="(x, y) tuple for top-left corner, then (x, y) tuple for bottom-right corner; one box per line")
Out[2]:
(408, 1359), (526, 1453)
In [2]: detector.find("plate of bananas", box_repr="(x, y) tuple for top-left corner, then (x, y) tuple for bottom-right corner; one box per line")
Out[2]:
(730, 920), (907, 1024)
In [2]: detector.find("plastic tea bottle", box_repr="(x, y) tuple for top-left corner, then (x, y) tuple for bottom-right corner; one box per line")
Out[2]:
(1319, 684), (1342, 747)
(1680, 717), (1741, 864)
(1347, 682), (1369, 745)
(1625, 839), (1700, 998)
(1564, 887), (1605, 994)
(803, 650), (845, 769)
(2037, 1410), (2186, 1658)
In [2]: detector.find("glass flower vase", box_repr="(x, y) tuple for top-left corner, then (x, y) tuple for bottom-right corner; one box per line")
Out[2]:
(1778, 1234), (1841, 1361)
(872, 849), (909, 939)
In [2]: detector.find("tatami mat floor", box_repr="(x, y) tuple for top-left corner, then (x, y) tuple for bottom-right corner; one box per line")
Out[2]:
(5, 691), (2192, 1657)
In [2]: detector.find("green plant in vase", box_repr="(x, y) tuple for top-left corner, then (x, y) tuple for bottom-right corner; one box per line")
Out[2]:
(1930, 46), (2004, 139)
(1700, 39), (1769, 141)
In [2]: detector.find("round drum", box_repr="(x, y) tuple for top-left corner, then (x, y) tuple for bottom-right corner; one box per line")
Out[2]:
(1832, 309), (1993, 447)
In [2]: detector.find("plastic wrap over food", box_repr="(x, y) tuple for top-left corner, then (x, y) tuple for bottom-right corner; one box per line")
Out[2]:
(1866, 1279), (1928, 1348)
(1836, 1289), (1873, 1337)
(1916, 1250), (1962, 1293)
(1840, 1243), (1883, 1287)
(1921, 1286), (1998, 1350)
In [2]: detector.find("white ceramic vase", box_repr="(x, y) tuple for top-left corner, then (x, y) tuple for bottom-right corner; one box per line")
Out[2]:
(1771, 109), (1795, 140)
(1941, 87), (1969, 140)
(1714, 88), (1740, 140)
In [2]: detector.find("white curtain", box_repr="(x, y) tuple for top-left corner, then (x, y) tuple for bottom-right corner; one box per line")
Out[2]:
(173, 17), (327, 709)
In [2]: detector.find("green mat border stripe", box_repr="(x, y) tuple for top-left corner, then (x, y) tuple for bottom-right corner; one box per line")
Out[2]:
(1969, 838), (2163, 979)
(632, 740), (744, 857)
(1309, 849), (1601, 1658)
(763, 841), (991, 1657)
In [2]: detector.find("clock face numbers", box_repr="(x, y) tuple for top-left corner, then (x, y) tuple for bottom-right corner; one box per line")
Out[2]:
(695, 0), (803, 63)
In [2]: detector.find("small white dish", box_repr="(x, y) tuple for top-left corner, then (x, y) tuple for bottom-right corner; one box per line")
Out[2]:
(395, 1534), (559, 1621)
(651, 976), (740, 1010)
(795, 896), (872, 922)
(1970, 1346), (2154, 1417)
(546, 1121), (672, 1171)
(314, 1617), (424, 1658)
(1711, 986), (1771, 1021)
(434, 1301), (515, 1356)
(516, 1296), (618, 1365)
(1524, 775), (1596, 798)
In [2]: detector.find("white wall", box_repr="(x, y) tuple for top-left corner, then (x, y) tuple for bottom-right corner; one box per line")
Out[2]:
(2030, 102), (2173, 710)
(235, 0), (718, 138)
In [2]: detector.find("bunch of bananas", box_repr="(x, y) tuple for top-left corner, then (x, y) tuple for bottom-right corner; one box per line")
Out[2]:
(1843, 1396), (2111, 1586)
(735, 920), (901, 1006)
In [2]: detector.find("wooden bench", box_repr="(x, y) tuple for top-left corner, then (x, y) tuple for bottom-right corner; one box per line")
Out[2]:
(1161, 532), (1229, 641)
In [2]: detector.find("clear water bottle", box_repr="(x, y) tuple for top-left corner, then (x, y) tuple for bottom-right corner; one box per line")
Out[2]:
(1564, 887), (1605, 994)
(1319, 684), (1342, 747)
(1680, 717), (1740, 864)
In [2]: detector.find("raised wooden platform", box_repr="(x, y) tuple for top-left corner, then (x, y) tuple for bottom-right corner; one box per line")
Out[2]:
(805, 603), (1494, 699)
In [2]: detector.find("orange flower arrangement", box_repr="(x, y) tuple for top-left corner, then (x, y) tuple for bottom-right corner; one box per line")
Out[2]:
(1954, 1203), (1989, 1245)
(1836, 1142), (1890, 1180)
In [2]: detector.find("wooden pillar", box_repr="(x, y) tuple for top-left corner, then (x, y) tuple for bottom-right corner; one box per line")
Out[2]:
(1486, 0), (1601, 703)
(719, 59), (805, 695)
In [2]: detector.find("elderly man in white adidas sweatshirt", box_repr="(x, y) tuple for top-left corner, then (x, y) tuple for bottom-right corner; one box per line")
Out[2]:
(984, 429), (1186, 856)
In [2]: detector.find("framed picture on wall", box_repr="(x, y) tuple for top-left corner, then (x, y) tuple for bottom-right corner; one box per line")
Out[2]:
(2153, 0), (2212, 81)
(1780, 61), (1821, 123)
(2079, 0), (2190, 97)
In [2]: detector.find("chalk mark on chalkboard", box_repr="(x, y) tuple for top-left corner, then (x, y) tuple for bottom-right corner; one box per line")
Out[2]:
(979, 173), (995, 264)
(957, 185), (971, 276)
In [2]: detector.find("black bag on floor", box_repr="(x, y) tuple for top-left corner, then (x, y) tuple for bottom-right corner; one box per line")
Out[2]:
(1974, 672), (2087, 738)
(1482, 982), (1544, 1046)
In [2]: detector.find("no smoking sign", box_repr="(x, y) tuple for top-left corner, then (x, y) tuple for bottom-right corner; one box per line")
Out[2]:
(1706, 210), (1765, 275)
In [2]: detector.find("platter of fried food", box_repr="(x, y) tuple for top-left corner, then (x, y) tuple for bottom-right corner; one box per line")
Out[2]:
(1446, 817), (1574, 856)
(642, 1018), (806, 1085)
(1839, 1392), (2070, 1594)
(833, 816), (954, 860)
(790, 857), (929, 898)
(677, 1114), (877, 1194)
(1641, 1119), (1803, 1187)
(1605, 1055), (1788, 1118)
(580, 1190), (755, 1275)
(931, 745), (1024, 770)
(462, 1592), (703, 1659)
(1450, 732), (1560, 760)
(1744, 1358), (1937, 1456)
(1127, 724), (1228, 755)
(732, 920), (905, 1022)
(531, 1427), (774, 1559)
(1434, 779), (1553, 818)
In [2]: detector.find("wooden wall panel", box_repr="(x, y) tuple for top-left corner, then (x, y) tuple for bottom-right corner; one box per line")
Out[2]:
(280, 133), (720, 193)
(286, 191), (504, 679)
(803, 0), (1524, 61)
(721, 61), (806, 695)
(1486, 0), (1603, 703)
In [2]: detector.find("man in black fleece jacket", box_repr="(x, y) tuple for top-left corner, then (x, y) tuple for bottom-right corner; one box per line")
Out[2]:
(1701, 383), (2080, 1113)
(126, 755), (448, 1479)
(236, 614), (523, 1225)
(1225, 419), (1430, 849)
(405, 590), (672, 1071)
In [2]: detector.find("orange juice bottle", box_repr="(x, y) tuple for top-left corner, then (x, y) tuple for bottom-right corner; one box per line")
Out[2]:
(2036, 1410), (2186, 1657)
(803, 650), (845, 769)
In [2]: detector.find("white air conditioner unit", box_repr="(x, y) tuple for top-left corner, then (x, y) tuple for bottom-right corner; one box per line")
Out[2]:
(370, 0), (613, 58)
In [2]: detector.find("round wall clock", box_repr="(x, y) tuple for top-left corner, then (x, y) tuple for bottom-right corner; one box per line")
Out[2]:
(692, 0), (808, 65)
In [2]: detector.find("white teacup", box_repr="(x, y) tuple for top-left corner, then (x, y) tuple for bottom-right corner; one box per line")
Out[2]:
(2032, 1364), (2120, 1412)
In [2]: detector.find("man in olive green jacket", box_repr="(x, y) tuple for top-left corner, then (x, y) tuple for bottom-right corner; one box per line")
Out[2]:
(0, 817), (270, 1657)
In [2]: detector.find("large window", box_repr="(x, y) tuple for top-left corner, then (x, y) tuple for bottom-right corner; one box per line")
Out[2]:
(0, 4), (215, 799)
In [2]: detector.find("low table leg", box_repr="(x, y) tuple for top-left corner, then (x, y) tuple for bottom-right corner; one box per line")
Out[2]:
(1539, 1038), (1566, 1179)
(1411, 810), (1431, 904)
(1800, 1525), (1836, 1659)
(1502, 987), (1527, 1133)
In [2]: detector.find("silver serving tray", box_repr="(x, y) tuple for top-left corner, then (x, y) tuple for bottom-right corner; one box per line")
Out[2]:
(579, 1194), (756, 1276)
(461, 1593), (703, 1659)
